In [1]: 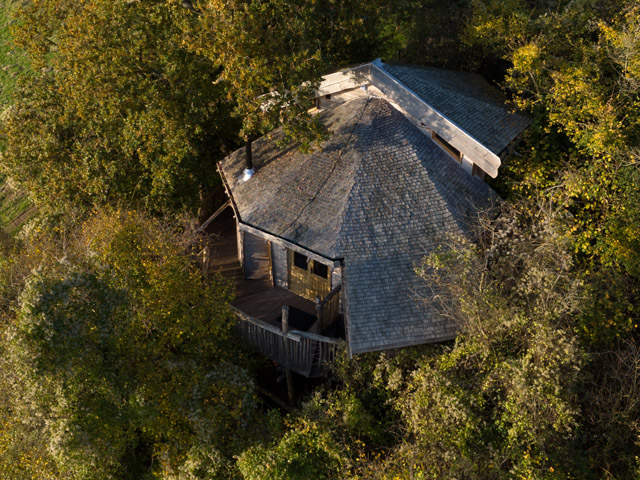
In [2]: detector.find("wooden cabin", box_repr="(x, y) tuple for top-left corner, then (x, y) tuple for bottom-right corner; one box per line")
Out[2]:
(203, 60), (529, 377)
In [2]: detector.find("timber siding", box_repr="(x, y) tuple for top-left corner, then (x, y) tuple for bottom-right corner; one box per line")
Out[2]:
(271, 243), (288, 288)
(243, 232), (271, 282)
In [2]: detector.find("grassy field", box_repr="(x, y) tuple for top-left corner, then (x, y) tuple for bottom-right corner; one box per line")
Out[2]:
(0, 0), (29, 106)
(0, 1), (33, 234)
(0, 174), (34, 235)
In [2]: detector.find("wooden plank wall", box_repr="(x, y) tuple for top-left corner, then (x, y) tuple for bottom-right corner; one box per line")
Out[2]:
(271, 242), (288, 288)
(243, 232), (271, 282)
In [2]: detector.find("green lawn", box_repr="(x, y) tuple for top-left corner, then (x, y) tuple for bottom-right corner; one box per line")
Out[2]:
(0, 0), (29, 106)
(0, 1), (34, 234)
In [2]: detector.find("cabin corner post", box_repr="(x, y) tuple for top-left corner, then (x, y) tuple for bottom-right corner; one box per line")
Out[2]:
(315, 295), (322, 328)
(237, 228), (244, 274)
(281, 306), (295, 404)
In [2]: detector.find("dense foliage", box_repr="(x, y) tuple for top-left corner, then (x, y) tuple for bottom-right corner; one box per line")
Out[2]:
(0, 0), (413, 213)
(0, 211), (257, 479)
(0, 0), (638, 478)
(0, 0), (238, 214)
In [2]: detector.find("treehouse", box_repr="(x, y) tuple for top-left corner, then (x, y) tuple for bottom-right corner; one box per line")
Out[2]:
(202, 60), (529, 377)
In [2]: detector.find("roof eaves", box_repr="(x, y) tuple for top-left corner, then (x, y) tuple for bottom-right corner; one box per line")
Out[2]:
(237, 221), (344, 266)
(350, 332), (457, 355)
(217, 161), (242, 222)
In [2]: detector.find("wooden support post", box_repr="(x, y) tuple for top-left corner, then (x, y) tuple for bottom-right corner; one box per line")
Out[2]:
(282, 306), (294, 404)
(315, 296), (323, 330)
(282, 305), (289, 334)
(201, 245), (210, 279)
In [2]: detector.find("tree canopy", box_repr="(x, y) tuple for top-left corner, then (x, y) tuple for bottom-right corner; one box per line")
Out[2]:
(0, 0), (638, 478)
(0, 210), (256, 479)
(2, 0), (236, 213)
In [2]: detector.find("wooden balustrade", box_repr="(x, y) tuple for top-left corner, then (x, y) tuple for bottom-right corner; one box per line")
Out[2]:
(311, 284), (342, 333)
(197, 184), (231, 233)
(232, 305), (344, 378)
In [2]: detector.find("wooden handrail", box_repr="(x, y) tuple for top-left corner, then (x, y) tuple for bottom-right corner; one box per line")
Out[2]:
(196, 199), (231, 233)
(292, 330), (344, 345)
(320, 284), (342, 305)
(233, 305), (342, 345)
(231, 306), (301, 342)
(232, 304), (344, 377)
(231, 306), (282, 335)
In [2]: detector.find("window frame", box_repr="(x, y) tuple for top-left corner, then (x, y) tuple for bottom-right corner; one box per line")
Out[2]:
(432, 131), (463, 163)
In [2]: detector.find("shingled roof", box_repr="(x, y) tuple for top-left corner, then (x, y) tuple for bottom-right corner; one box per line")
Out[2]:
(316, 59), (530, 178)
(220, 97), (497, 354)
(379, 63), (531, 155)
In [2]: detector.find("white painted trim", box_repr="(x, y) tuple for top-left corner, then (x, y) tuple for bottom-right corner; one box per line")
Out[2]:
(316, 63), (372, 96)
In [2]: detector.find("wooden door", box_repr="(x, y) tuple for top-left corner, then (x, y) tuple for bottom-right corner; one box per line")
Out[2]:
(244, 233), (271, 282)
(288, 249), (331, 301)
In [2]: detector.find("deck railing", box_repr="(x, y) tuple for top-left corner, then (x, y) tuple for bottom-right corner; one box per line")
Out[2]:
(232, 305), (344, 378)
(198, 184), (228, 223)
(310, 284), (342, 334)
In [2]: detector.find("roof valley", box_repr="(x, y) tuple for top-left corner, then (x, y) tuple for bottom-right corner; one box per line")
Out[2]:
(278, 97), (372, 245)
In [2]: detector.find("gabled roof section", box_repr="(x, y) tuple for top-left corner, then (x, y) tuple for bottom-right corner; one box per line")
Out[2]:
(219, 97), (497, 353)
(316, 59), (530, 178)
(380, 63), (530, 155)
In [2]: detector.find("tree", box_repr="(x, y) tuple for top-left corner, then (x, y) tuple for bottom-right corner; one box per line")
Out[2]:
(370, 202), (584, 478)
(467, 0), (640, 279)
(1, 0), (237, 214)
(1, 0), (419, 212)
(0, 210), (256, 479)
(265, 203), (587, 479)
(178, 0), (421, 149)
(465, 0), (640, 366)
(178, 0), (330, 149)
(237, 418), (347, 480)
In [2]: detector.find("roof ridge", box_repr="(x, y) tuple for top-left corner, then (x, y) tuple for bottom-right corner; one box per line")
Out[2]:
(374, 61), (529, 156)
(278, 97), (372, 239)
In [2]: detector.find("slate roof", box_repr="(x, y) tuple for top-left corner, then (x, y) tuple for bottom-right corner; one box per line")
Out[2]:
(379, 63), (530, 155)
(220, 97), (497, 354)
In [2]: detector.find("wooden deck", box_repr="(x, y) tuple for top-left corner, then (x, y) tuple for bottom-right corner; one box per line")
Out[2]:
(204, 205), (344, 377)
(206, 206), (316, 329)
(233, 286), (316, 329)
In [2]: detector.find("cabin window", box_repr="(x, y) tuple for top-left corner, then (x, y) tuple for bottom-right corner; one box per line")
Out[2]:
(312, 261), (329, 279)
(432, 131), (462, 162)
(293, 251), (308, 270)
(288, 249), (332, 301)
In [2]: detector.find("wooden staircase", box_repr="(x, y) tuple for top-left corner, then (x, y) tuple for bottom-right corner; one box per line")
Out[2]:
(204, 205), (271, 299)
(205, 207), (243, 290)
(208, 239), (243, 283)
